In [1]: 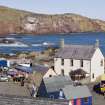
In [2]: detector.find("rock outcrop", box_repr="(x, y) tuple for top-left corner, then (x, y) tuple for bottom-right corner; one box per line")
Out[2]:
(0, 6), (105, 35)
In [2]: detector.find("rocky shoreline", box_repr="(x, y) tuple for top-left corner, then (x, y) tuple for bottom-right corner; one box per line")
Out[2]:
(0, 38), (28, 47)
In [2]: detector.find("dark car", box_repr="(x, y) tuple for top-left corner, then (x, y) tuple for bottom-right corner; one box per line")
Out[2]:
(93, 83), (104, 95)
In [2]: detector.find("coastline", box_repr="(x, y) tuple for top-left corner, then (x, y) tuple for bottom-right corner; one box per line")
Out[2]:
(0, 31), (105, 37)
(0, 43), (28, 47)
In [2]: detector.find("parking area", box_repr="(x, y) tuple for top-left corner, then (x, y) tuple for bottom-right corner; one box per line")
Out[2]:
(0, 82), (30, 97)
(0, 81), (105, 105)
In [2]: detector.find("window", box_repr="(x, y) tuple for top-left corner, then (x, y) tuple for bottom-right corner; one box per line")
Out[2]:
(61, 69), (64, 76)
(80, 60), (83, 67)
(101, 60), (103, 66)
(30, 63), (32, 67)
(49, 75), (52, 77)
(92, 73), (94, 79)
(61, 59), (64, 65)
(84, 97), (88, 103)
(50, 95), (54, 99)
(71, 59), (73, 66)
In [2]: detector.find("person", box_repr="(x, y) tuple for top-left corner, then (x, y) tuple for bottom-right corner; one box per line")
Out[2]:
(20, 77), (24, 86)
(31, 84), (37, 97)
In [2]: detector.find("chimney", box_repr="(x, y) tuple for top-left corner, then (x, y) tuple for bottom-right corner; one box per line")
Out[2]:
(60, 39), (65, 48)
(95, 39), (99, 48)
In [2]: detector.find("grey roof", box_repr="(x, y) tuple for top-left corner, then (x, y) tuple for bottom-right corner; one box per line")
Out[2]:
(63, 85), (92, 100)
(44, 75), (73, 93)
(15, 65), (32, 73)
(32, 65), (49, 74)
(55, 45), (96, 60)
(15, 64), (49, 74)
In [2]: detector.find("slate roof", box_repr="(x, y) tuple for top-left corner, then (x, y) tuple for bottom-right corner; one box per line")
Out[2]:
(55, 45), (96, 60)
(43, 75), (73, 93)
(63, 85), (92, 100)
(32, 65), (49, 74)
(15, 64), (49, 74)
(15, 65), (32, 73)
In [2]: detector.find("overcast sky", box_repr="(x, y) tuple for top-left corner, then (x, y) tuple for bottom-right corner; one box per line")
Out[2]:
(0, 0), (105, 20)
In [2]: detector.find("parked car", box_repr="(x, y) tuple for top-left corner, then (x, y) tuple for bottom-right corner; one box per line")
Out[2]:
(93, 83), (104, 95)
(0, 75), (9, 82)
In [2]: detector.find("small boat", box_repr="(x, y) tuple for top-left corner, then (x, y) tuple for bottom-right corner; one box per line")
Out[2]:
(42, 42), (54, 46)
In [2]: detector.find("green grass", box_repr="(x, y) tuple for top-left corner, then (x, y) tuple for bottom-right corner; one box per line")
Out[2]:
(0, 6), (31, 22)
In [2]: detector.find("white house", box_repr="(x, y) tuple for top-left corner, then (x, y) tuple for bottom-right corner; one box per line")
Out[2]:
(43, 68), (57, 78)
(54, 39), (104, 82)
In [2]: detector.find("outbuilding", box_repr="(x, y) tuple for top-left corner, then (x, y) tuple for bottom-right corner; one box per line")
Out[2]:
(63, 85), (92, 105)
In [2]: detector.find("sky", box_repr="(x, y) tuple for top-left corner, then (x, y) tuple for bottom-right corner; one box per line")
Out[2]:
(0, 0), (105, 20)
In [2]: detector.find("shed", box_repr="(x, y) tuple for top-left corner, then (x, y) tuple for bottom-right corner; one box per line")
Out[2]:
(63, 85), (92, 105)
(37, 75), (73, 99)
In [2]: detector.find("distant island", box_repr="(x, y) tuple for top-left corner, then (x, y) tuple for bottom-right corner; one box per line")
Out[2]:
(0, 6), (105, 35)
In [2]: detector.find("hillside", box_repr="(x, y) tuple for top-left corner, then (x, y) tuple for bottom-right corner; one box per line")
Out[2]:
(0, 6), (105, 35)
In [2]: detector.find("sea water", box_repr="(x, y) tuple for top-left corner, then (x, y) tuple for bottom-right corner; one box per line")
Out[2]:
(0, 32), (105, 55)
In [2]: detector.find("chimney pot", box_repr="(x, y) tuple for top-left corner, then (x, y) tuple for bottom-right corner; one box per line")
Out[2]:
(60, 39), (64, 48)
(95, 39), (99, 48)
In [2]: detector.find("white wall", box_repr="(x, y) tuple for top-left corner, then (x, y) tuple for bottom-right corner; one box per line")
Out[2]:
(7, 60), (10, 67)
(54, 48), (105, 82)
(54, 58), (62, 75)
(43, 68), (57, 78)
(54, 58), (90, 76)
(91, 48), (104, 82)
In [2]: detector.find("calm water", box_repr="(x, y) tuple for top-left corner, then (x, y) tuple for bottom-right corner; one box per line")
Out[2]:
(0, 32), (105, 55)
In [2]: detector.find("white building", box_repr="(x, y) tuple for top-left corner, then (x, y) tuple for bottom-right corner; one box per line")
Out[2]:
(43, 68), (57, 78)
(54, 40), (104, 82)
